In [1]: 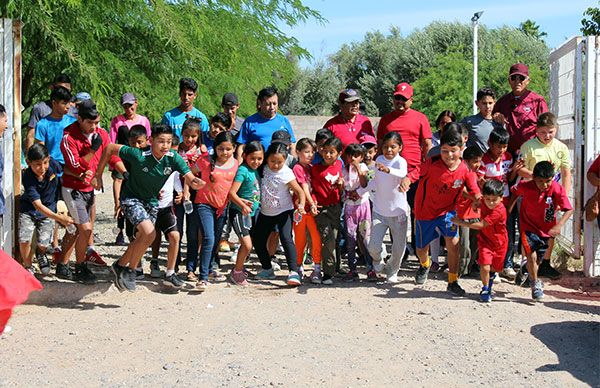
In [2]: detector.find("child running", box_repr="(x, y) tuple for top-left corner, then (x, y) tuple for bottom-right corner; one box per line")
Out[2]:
(508, 161), (573, 301)
(253, 142), (305, 286)
(292, 138), (322, 284)
(311, 137), (343, 285)
(94, 124), (205, 292)
(191, 131), (238, 291)
(19, 144), (74, 275)
(341, 143), (370, 281)
(228, 141), (264, 286)
(358, 132), (409, 283)
(452, 180), (507, 302)
(414, 129), (482, 296)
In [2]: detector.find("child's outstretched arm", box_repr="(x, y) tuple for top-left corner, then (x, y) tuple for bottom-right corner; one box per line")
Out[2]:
(228, 181), (254, 216)
(450, 216), (489, 230)
(548, 209), (574, 237)
(32, 199), (74, 227)
(287, 179), (306, 214)
(94, 143), (123, 191)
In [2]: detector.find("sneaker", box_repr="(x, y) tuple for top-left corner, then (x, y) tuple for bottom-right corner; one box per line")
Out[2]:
(537, 260), (561, 280)
(386, 274), (400, 284)
(286, 271), (301, 286)
(531, 279), (544, 301)
(501, 267), (517, 279)
(479, 286), (492, 302)
(415, 265), (430, 285)
(218, 240), (231, 253)
(55, 263), (74, 280)
(366, 270), (380, 282)
(515, 268), (530, 287)
(309, 269), (322, 284)
(270, 260), (281, 272)
(322, 274), (334, 285)
(297, 266), (304, 279)
(447, 281), (466, 297)
(195, 280), (208, 291)
(135, 267), (144, 280)
(25, 266), (35, 275)
(488, 272), (497, 291)
(208, 270), (226, 282)
(120, 268), (137, 292)
(85, 249), (107, 267)
(430, 261), (440, 273)
(93, 233), (103, 245)
(115, 231), (127, 246)
(372, 260), (385, 273)
(111, 261), (125, 291)
(303, 253), (313, 265)
(52, 247), (62, 265)
(163, 273), (184, 289)
(150, 260), (162, 278)
(74, 263), (97, 284)
(36, 253), (51, 275)
(256, 268), (276, 280)
(344, 271), (358, 282)
(185, 272), (198, 282)
(230, 270), (249, 286)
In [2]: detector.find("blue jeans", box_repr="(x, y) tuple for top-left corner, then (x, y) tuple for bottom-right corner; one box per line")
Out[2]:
(196, 203), (227, 281)
(175, 202), (200, 272)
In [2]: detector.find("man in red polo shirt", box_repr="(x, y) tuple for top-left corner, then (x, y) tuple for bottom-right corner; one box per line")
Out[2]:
(493, 63), (548, 156)
(324, 88), (374, 148)
(377, 82), (432, 254)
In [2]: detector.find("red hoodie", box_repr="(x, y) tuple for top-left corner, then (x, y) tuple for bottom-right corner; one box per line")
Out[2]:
(60, 122), (117, 192)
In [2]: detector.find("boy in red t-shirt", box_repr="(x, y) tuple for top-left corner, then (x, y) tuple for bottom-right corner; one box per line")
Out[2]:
(508, 161), (573, 301)
(414, 130), (481, 296)
(452, 180), (507, 302)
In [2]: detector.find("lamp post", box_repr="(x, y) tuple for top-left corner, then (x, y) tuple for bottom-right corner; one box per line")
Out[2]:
(471, 11), (483, 114)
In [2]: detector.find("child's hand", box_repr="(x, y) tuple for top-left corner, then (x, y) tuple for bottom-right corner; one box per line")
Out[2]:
(492, 112), (507, 126)
(336, 177), (344, 187)
(240, 199), (253, 215)
(158, 189), (164, 201)
(398, 177), (411, 192)
(512, 159), (525, 172)
(190, 177), (206, 190)
(174, 191), (183, 205)
(309, 203), (319, 216)
(376, 163), (390, 174)
(92, 174), (103, 191)
(450, 216), (461, 226)
(347, 190), (360, 201)
(58, 214), (74, 227)
(472, 197), (482, 211)
(548, 225), (562, 237)
(351, 159), (361, 170)
(114, 203), (121, 218)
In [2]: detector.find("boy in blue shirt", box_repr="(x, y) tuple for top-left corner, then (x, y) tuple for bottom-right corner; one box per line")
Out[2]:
(161, 78), (209, 140)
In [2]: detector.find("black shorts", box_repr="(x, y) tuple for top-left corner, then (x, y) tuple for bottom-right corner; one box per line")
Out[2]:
(521, 231), (549, 261)
(229, 207), (256, 237)
(155, 207), (178, 236)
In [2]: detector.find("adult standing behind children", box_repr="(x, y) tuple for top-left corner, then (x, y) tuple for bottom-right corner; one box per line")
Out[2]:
(236, 87), (296, 160)
(377, 82), (432, 253)
(323, 88), (374, 148)
(493, 63), (548, 156)
(161, 78), (209, 140)
(462, 87), (504, 153)
(221, 93), (244, 140)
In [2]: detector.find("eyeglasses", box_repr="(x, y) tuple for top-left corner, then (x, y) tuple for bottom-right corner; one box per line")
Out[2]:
(393, 95), (408, 102)
(510, 75), (527, 82)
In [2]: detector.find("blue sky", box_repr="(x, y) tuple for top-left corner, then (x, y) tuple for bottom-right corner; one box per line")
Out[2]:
(283, 0), (597, 67)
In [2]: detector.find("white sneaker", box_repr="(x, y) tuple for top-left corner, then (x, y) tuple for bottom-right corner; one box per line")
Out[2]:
(386, 274), (400, 284)
(271, 261), (281, 272)
(501, 267), (517, 279)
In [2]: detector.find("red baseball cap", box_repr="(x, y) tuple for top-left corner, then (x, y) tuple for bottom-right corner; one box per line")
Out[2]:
(359, 134), (377, 146)
(509, 63), (529, 77)
(393, 82), (413, 99)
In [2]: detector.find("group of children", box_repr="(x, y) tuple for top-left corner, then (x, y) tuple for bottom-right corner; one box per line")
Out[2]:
(11, 80), (576, 303)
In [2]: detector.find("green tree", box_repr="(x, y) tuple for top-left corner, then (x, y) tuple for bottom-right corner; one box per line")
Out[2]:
(519, 19), (547, 40)
(581, 5), (600, 35)
(1, 0), (323, 123)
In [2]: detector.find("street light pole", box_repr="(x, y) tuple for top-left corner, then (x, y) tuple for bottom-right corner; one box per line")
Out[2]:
(472, 11), (483, 115)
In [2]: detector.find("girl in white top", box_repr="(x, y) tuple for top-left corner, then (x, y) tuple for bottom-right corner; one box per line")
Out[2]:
(358, 132), (409, 283)
(253, 143), (305, 286)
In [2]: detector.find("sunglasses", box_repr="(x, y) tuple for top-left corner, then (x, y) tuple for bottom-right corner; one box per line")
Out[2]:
(510, 74), (527, 82)
(393, 95), (408, 102)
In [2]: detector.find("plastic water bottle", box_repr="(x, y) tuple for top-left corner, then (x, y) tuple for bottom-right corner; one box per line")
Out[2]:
(66, 224), (77, 234)
(184, 200), (193, 214)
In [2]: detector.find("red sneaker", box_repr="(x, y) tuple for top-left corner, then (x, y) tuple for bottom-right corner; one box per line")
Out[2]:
(85, 249), (107, 266)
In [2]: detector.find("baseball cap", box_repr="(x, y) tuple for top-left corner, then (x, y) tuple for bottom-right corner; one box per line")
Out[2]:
(221, 93), (239, 106)
(271, 130), (291, 145)
(339, 89), (361, 103)
(509, 63), (529, 77)
(393, 83), (413, 100)
(359, 134), (377, 146)
(121, 92), (137, 105)
(72, 92), (91, 103)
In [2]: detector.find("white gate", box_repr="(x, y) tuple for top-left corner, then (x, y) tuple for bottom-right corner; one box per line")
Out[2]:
(0, 19), (22, 257)
(549, 36), (600, 277)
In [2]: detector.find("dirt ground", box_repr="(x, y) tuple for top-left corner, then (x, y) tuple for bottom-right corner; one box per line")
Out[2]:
(1, 172), (599, 387)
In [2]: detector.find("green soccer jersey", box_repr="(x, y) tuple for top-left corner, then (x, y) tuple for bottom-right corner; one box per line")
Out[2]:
(119, 146), (190, 206)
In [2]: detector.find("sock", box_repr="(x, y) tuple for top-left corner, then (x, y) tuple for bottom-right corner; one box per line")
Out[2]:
(421, 258), (431, 268)
(166, 269), (174, 277)
(86, 246), (95, 254)
(448, 272), (458, 283)
(314, 264), (321, 272)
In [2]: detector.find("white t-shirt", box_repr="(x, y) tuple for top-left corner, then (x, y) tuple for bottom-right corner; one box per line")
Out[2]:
(358, 154), (409, 217)
(157, 172), (182, 209)
(343, 162), (369, 206)
(260, 165), (296, 216)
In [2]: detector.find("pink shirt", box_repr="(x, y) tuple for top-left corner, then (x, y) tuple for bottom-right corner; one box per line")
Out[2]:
(193, 156), (239, 215)
(323, 114), (374, 148)
(109, 114), (151, 144)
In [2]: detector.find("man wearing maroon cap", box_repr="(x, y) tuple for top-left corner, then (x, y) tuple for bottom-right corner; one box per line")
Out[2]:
(493, 63), (548, 155)
(323, 89), (374, 148)
(377, 82), (432, 255)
